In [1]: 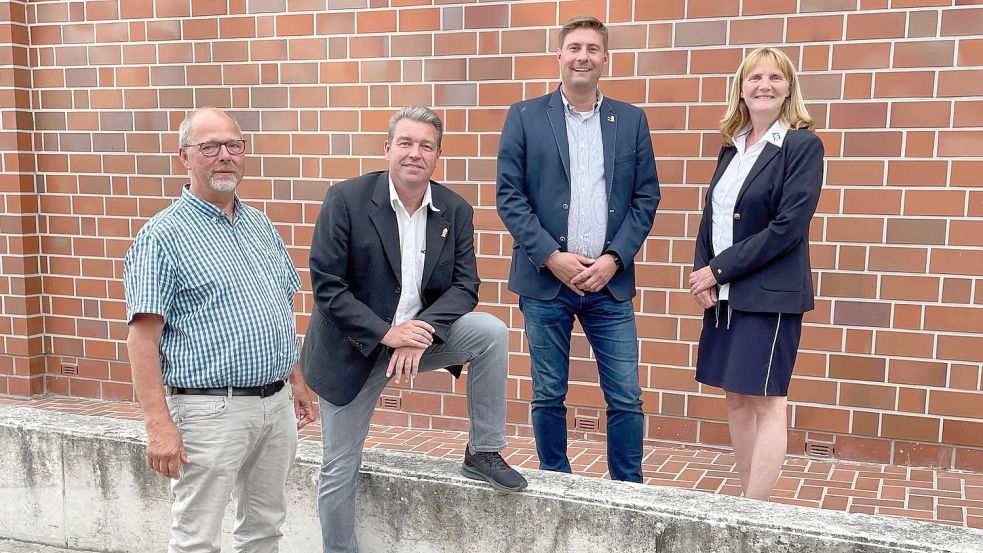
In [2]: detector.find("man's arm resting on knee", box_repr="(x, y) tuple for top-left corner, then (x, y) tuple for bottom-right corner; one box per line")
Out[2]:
(127, 313), (188, 480)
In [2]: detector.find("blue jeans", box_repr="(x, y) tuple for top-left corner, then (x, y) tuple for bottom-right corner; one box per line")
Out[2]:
(520, 287), (643, 482)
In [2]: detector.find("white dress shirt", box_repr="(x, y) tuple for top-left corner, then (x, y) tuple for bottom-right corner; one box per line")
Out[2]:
(389, 177), (438, 326)
(711, 120), (788, 301)
(561, 89), (608, 259)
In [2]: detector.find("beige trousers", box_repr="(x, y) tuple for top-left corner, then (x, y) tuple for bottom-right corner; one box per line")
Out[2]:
(166, 385), (297, 553)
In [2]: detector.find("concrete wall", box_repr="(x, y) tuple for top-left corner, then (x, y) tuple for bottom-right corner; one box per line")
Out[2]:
(1, 0), (982, 473)
(1, 405), (978, 553)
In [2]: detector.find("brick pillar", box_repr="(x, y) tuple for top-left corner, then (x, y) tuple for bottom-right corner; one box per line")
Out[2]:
(0, 1), (43, 397)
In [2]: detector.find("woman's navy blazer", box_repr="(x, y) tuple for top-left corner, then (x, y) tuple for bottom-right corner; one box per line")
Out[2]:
(694, 128), (825, 314)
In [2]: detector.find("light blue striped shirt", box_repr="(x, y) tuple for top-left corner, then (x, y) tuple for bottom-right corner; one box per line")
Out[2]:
(561, 89), (608, 259)
(124, 186), (301, 388)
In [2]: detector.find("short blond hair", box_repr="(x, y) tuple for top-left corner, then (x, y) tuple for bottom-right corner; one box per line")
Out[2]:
(558, 15), (608, 52)
(720, 48), (814, 146)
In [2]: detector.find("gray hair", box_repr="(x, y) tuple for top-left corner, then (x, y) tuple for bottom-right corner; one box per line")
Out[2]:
(178, 108), (242, 147)
(387, 106), (443, 149)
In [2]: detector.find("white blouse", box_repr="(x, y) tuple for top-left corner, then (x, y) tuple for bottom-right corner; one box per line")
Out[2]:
(711, 121), (788, 301)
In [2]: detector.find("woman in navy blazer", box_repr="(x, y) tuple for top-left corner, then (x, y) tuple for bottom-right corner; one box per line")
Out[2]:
(688, 48), (824, 501)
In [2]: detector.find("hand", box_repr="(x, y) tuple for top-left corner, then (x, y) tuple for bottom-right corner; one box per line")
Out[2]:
(386, 346), (426, 384)
(545, 252), (594, 296)
(570, 254), (618, 293)
(145, 418), (189, 480)
(290, 379), (316, 430)
(693, 287), (718, 309)
(688, 266), (718, 296)
(381, 320), (435, 349)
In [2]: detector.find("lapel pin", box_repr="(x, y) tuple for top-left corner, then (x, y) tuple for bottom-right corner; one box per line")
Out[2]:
(607, 115), (615, 123)
(772, 132), (781, 141)
(441, 228), (448, 238)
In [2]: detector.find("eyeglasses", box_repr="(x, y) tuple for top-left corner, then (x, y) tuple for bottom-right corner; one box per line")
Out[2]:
(182, 140), (247, 157)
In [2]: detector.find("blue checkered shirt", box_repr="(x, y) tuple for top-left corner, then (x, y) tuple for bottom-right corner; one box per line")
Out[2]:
(124, 186), (301, 388)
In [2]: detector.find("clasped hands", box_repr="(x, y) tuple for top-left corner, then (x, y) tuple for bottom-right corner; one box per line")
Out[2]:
(546, 251), (618, 296)
(688, 266), (718, 309)
(380, 319), (435, 384)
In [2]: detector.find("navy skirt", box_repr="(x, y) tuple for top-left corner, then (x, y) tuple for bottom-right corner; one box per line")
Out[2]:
(695, 301), (803, 397)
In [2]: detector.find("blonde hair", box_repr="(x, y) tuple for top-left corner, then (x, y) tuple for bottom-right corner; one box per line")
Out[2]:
(558, 15), (608, 51)
(719, 48), (814, 146)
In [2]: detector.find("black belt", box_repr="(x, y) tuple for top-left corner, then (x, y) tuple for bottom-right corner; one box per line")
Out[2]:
(170, 380), (285, 398)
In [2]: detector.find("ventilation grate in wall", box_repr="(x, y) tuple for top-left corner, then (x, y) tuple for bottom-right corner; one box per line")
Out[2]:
(805, 441), (834, 458)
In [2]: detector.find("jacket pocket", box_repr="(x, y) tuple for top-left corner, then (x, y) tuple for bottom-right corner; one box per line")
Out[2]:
(614, 149), (636, 164)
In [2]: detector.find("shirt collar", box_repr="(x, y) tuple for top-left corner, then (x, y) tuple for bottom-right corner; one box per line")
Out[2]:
(763, 120), (789, 147)
(389, 176), (439, 214)
(560, 87), (604, 116)
(181, 184), (241, 219)
(736, 120), (789, 149)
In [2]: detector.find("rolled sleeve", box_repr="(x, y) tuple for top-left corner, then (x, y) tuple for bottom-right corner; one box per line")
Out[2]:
(124, 233), (177, 323)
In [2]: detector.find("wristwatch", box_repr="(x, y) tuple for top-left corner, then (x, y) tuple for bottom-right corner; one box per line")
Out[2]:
(604, 251), (624, 270)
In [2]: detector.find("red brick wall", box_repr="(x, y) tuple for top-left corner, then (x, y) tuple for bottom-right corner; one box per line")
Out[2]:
(0, 1), (44, 397)
(1, 0), (981, 470)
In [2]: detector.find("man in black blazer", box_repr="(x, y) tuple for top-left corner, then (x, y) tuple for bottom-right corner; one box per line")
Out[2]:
(496, 16), (660, 482)
(303, 106), (526, 553)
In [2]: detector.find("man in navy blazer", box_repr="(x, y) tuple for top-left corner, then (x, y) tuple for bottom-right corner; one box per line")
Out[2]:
(305, 107), (526, 553)
(496, 16), (660, 482)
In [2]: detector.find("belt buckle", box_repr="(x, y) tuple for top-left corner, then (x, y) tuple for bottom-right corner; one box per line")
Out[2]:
(260, 381), (279, 398)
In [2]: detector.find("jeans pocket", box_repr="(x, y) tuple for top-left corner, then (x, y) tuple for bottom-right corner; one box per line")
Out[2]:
(175, 395), (229, 423)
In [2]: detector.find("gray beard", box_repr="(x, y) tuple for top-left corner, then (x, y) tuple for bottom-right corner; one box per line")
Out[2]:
(208, 174), (238, 192)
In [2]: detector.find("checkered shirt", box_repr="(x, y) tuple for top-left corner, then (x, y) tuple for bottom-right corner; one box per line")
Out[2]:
(124, 186), (301, 388)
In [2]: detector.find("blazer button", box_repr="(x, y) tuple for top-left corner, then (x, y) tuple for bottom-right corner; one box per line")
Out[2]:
(559, 236), (566, 242)
(395, 286), (401, 294)
(733, 213), (741, 220)
(609, 209), (615, 214)
(562, 203), (569, 210)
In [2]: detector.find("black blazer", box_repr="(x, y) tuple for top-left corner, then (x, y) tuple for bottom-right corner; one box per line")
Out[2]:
(694, 128), (824, 314)
(301, 171), (480, 406)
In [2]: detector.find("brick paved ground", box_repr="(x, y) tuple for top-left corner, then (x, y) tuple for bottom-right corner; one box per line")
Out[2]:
(4, 396), (981, 530)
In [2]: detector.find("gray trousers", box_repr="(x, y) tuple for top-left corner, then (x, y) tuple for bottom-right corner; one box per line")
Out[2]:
(317, 311), (509, 553)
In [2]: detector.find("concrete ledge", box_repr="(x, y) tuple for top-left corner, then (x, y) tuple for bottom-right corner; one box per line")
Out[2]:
(1, 405), (979, 552)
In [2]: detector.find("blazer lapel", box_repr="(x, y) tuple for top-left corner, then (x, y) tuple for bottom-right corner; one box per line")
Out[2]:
(707, 148), (737, 198)
(601, 101), (616, 198)
(421, 197), (449, 286)
(546, 90), (571, 185)
(368, 172), (402, 284)
(735, 143), (780, 207)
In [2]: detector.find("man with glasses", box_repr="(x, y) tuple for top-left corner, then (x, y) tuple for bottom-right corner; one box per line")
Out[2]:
(124, 108), (315, 552)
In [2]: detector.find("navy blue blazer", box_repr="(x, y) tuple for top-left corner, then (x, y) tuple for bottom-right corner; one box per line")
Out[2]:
(496, 89), (660, 301)
(301, 171), (479, 406)
(694, 129), (825, 314)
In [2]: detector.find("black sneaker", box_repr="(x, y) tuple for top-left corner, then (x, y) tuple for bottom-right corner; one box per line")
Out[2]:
(461, 447), (528, 492)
